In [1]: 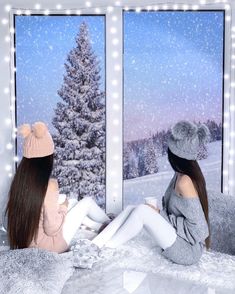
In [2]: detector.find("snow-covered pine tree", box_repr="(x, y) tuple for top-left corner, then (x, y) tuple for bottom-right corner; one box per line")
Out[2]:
(197, 143), (208, 160)
(123, 143), (131, 180)
(128, 150), (139, 179)
(143, 138), (158, 175)
(52, 22), (105, 206)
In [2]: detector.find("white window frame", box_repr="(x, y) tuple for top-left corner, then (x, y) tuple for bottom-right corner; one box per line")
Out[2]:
(0, 0), (234, 215)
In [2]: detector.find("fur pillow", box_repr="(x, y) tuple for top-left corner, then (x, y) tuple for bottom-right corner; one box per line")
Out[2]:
(0, 248), (74, 294)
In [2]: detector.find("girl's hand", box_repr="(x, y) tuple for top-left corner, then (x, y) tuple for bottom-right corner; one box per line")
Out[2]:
(146, 204), (160, 213)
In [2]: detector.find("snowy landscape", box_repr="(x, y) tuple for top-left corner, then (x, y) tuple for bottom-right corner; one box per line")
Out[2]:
(124, 140), (222, 206)
(123, 11), (224, 206)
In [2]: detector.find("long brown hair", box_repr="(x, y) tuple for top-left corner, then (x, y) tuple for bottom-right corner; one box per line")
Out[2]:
(167, 148), (210, 249)
(5, 154), (54, 249)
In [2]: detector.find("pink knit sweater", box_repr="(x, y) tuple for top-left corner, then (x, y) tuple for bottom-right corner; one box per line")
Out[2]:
(29, 179), (68, 253)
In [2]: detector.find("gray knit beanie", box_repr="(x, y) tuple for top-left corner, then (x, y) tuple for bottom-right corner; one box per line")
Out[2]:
(168, 120), (210, 160)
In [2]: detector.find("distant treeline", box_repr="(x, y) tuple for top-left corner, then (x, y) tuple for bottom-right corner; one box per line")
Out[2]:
(124, 119), (222, 180)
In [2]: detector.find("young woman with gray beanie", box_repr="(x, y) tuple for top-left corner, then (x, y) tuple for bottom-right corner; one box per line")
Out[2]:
(93, 120), (210, 265)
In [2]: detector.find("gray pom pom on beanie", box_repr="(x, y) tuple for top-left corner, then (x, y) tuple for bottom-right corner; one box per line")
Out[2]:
(168, 120), (210, 160)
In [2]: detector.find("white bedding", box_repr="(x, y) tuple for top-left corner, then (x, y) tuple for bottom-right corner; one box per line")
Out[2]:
(62, 230), (235, 294)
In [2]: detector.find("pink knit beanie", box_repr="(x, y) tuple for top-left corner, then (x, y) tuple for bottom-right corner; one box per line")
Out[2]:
(18, 122), (54, 159)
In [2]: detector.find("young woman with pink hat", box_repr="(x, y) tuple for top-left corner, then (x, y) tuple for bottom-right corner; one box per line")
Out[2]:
(6, 122), (110, 253)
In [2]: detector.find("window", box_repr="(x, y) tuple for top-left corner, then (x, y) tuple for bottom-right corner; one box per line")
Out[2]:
(123, 11), (224, 206)
(15, 15), (106, 206)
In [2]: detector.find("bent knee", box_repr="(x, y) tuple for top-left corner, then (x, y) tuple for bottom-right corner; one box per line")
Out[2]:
(80, 196), (94, 206)
(134, 204), (150, 216)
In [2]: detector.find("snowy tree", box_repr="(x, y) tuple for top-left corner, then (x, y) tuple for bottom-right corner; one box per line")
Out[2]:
(52, 22), (105, 205)
(123, 144), (131, 180)
(197, 142), (209, 160)
(143, 139), (158, 175)
(128, 150), (139, 179)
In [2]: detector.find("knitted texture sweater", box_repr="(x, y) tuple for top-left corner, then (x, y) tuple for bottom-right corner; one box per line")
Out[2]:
(160, 173), (209, 265)
(29, 179), (68, 253)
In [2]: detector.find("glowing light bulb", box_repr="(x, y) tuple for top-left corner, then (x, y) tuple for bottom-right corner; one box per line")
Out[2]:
(231, 82), (235, 88)
(5, 165), (11, 171)
(5, 5), (11, 12)
(192, 5), (199, 10)
(112, 92), (119, 99)
(95, 8), (101, 13)
(112, 38), (119, 45)
(14, 156), (19, 162)
(1, 18), (8, 25)
(35, 4), (41, 9)
(112, 136), (119, 143)
(229, 159), (234, 165)
(113, 119), (119, 125)
(4, 56), (10, 62)
(113, 104), (120, 111)
(112, 79), (118, 85)
(113, 154), (120, 161)
(112, 15), (118, 21)
(112, 51), (119, 58)
(4, 88), (9, 94)
(5, 35), (10, 42)
(182, 4), (189, 10)
(6, 143), (13, 150)
(110, 27), (117, 34)
(230, 105), (235, 111)
(5, 118), (11, 125)
(114, 64), (121, 71)
(107, 6), (114, 12)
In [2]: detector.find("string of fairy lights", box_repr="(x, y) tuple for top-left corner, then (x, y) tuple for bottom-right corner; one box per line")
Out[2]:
(1, 0), (234, 198)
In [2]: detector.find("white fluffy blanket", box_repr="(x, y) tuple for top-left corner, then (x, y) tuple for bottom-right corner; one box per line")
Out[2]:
(62, 230), (235, 294)
(1, 229), (235, 294)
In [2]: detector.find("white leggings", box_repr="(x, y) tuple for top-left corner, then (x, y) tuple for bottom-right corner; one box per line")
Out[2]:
(62, 197), (110, 246)
(92, 204), (177, 250)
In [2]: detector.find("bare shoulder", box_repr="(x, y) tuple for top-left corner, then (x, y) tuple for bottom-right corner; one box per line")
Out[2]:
(176, 174), (198, 199)
(47, 178), (59, 192)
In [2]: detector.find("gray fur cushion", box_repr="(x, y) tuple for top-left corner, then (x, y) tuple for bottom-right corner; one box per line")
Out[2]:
(0, 248), (74, 294)
(208, 190), (235, 255)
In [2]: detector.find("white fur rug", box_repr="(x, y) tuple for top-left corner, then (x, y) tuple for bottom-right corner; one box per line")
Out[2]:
(1, 229), (235, 294)
(62, 230), (235, 294)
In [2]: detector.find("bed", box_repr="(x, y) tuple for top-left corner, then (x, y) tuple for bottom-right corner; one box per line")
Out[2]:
(1, 190), (235, 294)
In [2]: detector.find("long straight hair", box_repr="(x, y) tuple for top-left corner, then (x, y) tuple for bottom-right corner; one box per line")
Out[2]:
(5, 154), (54, 249)
(167, 148), (210, 249)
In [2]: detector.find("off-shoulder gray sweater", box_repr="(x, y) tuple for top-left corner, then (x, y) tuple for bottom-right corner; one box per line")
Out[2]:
(160, 173), (209, 265)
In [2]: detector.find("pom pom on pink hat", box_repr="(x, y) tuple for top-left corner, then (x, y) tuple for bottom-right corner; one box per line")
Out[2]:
(18, 122), (54, 158)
